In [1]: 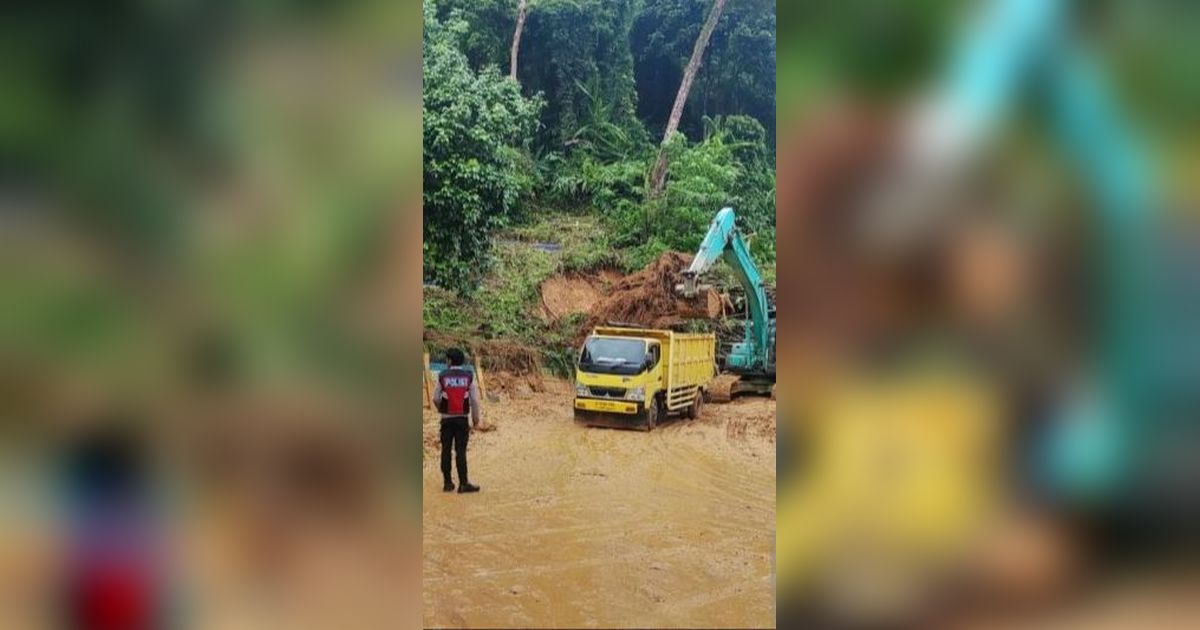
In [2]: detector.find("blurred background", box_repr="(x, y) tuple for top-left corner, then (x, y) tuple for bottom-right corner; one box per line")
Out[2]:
(6, 0), (1200, 627)
(3, 0), (423, 627)
(776, 0), (1200, 627)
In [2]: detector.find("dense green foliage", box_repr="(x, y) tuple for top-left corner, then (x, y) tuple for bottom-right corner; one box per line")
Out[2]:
(433, 0), (516, 71)
(423, 0), (778, 296)
(619, 115), (775, 268)
(423, 4), (545, 292)
(520, 0), (644, 150)
(632, 0), (777, 146)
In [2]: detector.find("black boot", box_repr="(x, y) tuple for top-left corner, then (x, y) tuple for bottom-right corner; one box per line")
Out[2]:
(458, 482), (480, 493)
(443, 479), (455, 492)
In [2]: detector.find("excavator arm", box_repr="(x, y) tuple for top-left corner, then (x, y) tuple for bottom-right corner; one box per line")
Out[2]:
(874, 0), (1156, 500)
(680, 207), (772, 373)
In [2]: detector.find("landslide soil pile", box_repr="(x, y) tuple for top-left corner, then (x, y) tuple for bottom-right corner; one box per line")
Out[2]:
(473, 340), (541, 375)
(425, 252), (732, 387)
(575, 252), (721, 335)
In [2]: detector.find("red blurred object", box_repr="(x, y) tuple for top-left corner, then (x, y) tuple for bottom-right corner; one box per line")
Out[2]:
(73, 562), (154, 630)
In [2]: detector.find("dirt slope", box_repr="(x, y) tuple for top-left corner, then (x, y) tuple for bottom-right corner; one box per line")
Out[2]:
(538, 270), (622, 321)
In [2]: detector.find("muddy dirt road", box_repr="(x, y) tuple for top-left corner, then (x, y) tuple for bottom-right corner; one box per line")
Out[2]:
(423, 379), (776, 628)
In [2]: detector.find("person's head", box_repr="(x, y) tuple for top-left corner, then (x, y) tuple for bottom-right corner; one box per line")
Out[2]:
(446, 348), (465, 366)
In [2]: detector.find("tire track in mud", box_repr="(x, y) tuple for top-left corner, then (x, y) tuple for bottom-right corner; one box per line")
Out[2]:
(423, 385), (775, 629)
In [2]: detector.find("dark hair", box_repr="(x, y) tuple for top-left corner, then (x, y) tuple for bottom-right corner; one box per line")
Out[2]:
(65, 420), (147, 503)
(446, 348), (465, 366)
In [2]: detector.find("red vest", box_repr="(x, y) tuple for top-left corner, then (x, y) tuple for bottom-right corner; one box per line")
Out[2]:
(75, 563), (154, 630)
(438, 368), (473, 416)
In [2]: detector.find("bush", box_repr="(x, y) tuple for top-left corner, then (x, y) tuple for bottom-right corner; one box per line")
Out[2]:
(612, 116), (776, 271)
(474, 242), (557, 341)
(534, 73), (652, 213)
(714, 115), (776, 237)
(423, 286), (473, 338)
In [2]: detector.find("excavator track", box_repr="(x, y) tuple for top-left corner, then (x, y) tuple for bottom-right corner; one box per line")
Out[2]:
(707, 373), (740, 403)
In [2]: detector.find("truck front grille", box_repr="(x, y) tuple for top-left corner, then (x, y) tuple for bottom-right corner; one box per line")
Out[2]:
(589, 386), (627, 398)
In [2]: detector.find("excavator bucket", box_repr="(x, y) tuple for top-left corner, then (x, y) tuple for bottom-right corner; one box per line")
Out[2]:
(675, 271), (713, 298)
(707, 373), (741, 403)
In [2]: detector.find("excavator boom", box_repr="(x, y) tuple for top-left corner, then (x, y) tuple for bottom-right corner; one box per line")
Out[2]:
(681, 208), (775, 388)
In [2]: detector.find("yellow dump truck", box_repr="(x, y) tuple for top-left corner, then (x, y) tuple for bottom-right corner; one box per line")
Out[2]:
(573, 326), (716, 430)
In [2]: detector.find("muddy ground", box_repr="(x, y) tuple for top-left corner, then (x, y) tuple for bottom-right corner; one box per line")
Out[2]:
(422, 378), (776, 629)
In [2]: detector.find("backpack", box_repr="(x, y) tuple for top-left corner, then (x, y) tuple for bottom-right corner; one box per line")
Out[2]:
(438, 367), (473, 416)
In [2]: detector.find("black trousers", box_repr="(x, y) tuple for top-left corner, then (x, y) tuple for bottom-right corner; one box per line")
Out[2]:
(440, 416), (470, 484)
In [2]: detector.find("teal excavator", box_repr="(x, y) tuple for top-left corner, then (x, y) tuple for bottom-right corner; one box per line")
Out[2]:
(678, 207), (776, 401)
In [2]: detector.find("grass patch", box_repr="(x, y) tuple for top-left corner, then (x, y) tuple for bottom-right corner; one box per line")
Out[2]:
(475, 240), (557, 341)
(509, 213), (625, 272)
(423, 286), (472, 340)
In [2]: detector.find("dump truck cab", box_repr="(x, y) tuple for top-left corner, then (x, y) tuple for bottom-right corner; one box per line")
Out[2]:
(574, 327), (715, 430)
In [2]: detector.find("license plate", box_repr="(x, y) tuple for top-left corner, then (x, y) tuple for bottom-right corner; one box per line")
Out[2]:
(576, 398), (637, 414)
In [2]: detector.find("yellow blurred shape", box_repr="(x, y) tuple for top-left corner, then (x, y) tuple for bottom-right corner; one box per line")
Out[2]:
(779, 364), (1003, 600)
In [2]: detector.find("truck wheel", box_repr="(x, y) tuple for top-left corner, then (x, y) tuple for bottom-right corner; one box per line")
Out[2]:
(645, 399), (658, 431)
(687, 394), (703, 420)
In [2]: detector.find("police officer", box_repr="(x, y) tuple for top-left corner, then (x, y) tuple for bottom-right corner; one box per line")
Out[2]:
(433, 348), (482, 493)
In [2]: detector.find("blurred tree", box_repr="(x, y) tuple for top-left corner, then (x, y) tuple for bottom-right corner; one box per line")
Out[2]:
(3, 0), (231, 261)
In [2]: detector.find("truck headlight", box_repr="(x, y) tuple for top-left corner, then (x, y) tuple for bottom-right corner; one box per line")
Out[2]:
(575, 383), (588, 397)
(625, 386), (645, 401)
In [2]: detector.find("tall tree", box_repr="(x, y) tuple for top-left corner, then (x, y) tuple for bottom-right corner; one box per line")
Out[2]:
(509, 0), (528, 80)
(632, 0), (775, 147)
(648, 0), (727, 198)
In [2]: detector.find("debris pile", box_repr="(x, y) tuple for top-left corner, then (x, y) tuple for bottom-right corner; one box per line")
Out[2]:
(424, 251), (749, 390)
(484, 370), (545, 396)
(473, 340), (542, 376)
(578, 252), (721, 334)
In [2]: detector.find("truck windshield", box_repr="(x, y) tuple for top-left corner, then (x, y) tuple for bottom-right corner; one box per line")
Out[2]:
(578, 338), (647, 375)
